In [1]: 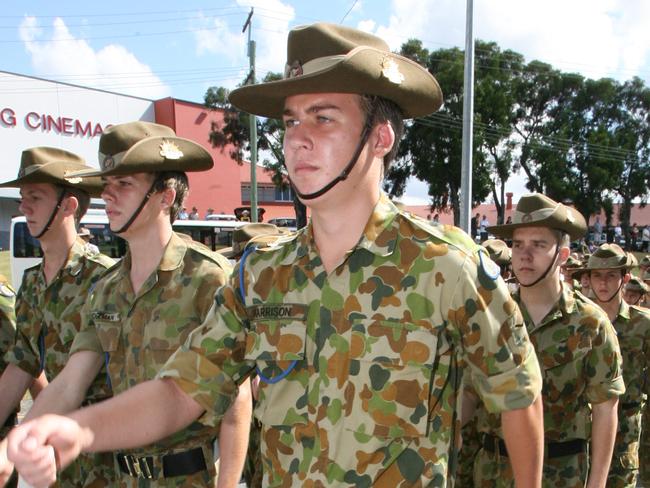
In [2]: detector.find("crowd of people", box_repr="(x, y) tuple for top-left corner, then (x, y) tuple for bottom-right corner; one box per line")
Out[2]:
(0, 22), (647, 488)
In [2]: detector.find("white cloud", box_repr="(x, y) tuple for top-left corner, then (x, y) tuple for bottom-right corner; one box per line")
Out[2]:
(19, 16), (170, 99)
(193, 0), (295, 88)
(361, 0), (650, 83)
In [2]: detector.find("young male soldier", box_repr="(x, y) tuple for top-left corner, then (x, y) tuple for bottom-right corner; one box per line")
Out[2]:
(0, 148), (115, 486)
(0, 275), (20, 488)
(623, 276), (648, 306)
(585, 244), (650, 487)
(7, 122), (252, 487)
(470, 194), (624, 487)
(9, 24), (544, 487)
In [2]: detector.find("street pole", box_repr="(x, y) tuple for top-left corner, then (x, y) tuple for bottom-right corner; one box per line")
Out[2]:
(459, 0), (475, 234)
(243, 8), (258, 222)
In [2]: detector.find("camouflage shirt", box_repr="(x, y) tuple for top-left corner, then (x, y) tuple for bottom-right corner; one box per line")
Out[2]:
(611, 300), (650, 405)
(478, 285), (624, 442)
(0, 278), (16, 376)
(0, 278), (17, 438)
(159, 193), (542, 487)
(70, 232), (232, 456)
(4, 238), (114, 402)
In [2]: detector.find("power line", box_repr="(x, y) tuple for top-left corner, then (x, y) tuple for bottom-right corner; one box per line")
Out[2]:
(340, 0), (359, 24)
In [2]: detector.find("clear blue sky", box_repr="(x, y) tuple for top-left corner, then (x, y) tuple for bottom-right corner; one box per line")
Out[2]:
(2, 0), (648, 202)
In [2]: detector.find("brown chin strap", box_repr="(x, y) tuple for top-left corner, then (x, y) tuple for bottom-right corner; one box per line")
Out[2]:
(290, 106), (376, 201)
(112, 180), (158, 234)
(33, 189), (68, 239)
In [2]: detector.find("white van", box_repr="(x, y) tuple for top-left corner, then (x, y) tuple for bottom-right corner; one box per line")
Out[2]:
(9, 209), (246, 287)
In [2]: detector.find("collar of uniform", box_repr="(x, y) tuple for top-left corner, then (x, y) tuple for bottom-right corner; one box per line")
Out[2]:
(356, 192), (399, 257)
(515, 281), (575, 330)
(158, 232), (187, 271)
(615, 299), (630, 321)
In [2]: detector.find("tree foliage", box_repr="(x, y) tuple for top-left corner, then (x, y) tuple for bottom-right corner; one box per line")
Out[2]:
(387, 38), (650, 232)
(204, 73), (307, 227)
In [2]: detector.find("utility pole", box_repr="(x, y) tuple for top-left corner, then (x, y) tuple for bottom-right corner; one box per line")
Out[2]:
(243, 8), (258, 222)
(459, 0), (475, 233)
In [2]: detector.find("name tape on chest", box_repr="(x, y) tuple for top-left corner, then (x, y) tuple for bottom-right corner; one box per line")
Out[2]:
(246, 303), (307, 321)
(92, 311), (121, 322)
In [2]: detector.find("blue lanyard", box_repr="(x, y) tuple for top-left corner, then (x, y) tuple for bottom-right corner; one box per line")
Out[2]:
(239, 245), (298, 384)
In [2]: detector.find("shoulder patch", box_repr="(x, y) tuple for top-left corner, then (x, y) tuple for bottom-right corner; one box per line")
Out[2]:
(185, 240), (232, 270)
(403, 212), (478, 255)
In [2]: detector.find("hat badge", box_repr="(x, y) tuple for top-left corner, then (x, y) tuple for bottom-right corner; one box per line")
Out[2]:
(381, 57), (404, 85)
(64, 174), (83, 184)
(103, 155), (116, 170)
(521, 213), (533, 223)
(159, 140), (183, 160)
(285, 60), (303, 79)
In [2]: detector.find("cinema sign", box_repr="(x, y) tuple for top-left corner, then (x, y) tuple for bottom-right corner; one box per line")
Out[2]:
(0, 107), (107, 138)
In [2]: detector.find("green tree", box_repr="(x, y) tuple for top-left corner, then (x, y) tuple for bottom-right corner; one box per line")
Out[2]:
(389, 39), (493, 225)
(204, 73), (307, 227)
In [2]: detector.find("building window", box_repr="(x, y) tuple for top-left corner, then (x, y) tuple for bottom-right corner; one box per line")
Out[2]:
(241, 184), (294, 202)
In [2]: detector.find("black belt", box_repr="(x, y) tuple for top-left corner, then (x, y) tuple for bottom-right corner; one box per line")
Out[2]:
(482, 434), (587, 459)
(2, 412), (17, 429)
(116, 446), (207, 479)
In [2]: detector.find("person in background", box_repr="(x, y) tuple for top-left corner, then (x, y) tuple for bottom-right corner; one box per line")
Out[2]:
(586, 244), (650, 487)
(0, 147), (114, 487)
(480, 214), (490, 241)
(470, 193), (624, 488)
(177, 207), (188, 220)
(623, 277), (648, 307)
(188, 206), (199, 220)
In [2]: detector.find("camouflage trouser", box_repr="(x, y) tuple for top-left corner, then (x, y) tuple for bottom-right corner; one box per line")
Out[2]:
(456, 417), (481, 487)
(640, 402), (650, 484)
(242, 416), (263, 488)
(56, 451), (115, 487)
(473, 445), (588, 488)
(607, 404), (643, 488)
(113, 442), (218, 487)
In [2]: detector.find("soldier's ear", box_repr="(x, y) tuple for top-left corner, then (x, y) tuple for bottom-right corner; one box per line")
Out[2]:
(62, 194), (79, 218)
(159, 187), (176, 211)
(372, 121), (395, 158)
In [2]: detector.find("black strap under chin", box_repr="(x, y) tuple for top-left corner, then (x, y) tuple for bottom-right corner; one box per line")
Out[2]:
(517, 243), (561, 288)
(290, 106), (377, 201)
(33, 189), (67, 239)
(112, 180), (158, 234)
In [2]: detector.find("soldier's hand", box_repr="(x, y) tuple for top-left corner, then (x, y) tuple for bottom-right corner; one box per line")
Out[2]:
(7, 415), (91, 488)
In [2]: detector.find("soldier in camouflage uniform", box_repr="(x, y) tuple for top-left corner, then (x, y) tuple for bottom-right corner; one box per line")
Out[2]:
(8, 24), (545, 488)
(470, 194), (624, 488)
(623, 276), (648, 307)
(0, 275), (18, 488)
(586, 244), (650, 487)
(0, 148), (115, 487)
(9, 122), (251, 487)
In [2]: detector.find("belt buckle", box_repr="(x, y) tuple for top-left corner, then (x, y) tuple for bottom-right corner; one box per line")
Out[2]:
(126, 454), (153, 479)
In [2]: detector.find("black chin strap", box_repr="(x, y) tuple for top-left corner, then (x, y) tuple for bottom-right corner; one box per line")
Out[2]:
(112, 180), (158, 235)
(517, 243), (561, 288)
(33, 189), (67, 239)
(290, 107), (376, 201)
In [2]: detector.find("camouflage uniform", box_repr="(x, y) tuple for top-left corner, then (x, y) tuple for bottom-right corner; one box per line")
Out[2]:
(3, 239), (115, 487)
(0, 277), (17, 440)
(70, 232), (232, 487)
(159, 194), (542, 487)
(474, 286), (624, 488)
(607, 301), (650, 487)
(0, 278), (17, 488)
(641, 399), (650, 485)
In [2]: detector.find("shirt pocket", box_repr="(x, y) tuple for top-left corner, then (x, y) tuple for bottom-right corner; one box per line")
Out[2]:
(537, 330), (592, 404)
(344, 319), (439, 440)
(244, 319), (308, 427)
(143, 319), (196, 378)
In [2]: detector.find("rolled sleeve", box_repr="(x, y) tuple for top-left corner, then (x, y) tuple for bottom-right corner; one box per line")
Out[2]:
(157, 283), (253, 426)
(585, 318), (625, 403)
(448, 254), (542, 414)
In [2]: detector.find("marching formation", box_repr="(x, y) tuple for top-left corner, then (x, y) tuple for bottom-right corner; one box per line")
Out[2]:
(0, 22), (648, 488)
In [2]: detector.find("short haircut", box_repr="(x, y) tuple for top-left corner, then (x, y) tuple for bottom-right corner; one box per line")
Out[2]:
(552, 230), (571, 248)
(152, 171), (189, 222)
(358, 95), (404, 172)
